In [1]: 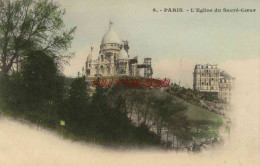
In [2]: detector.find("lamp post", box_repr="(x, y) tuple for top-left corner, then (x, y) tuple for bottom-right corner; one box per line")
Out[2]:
(60, 120), (65, 138)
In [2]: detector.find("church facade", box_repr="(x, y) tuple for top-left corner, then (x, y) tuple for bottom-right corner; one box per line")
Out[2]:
(85, 21), (152, 78)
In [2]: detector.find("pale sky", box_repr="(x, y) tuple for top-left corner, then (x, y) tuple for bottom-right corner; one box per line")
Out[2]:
(57, 0), (260, 88)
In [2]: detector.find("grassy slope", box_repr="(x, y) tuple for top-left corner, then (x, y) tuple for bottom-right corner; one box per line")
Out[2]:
(169, 92), (222, 123)
(184, 100), (222, 123)
(171, 94), (223, 139)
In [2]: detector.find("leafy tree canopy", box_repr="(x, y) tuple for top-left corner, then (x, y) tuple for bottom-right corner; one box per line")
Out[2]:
(0, 0), (76, 77)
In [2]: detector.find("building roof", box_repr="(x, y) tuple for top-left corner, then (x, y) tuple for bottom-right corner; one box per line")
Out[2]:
(195, 64), (218, 69)
(220, 71), (232, 79)
(101, 20), (120, 45)
(118, 43), (128, 59)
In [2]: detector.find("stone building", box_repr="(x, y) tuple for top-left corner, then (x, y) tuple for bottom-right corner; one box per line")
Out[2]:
(193, 64), (220, 93)
(85, 20), (152, 78)
(193, 64), (234, 102)
(218, 71), (234, 102)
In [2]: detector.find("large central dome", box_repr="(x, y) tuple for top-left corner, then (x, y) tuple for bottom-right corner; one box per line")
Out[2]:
(101, 21), (120, 44)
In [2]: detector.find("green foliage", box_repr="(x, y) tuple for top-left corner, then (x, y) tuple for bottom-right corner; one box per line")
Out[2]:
(0, 72), (26, 109)
(0, 0), (76, 76)
(200, 92), (218, 102)
(165, 98), (223, 141)
(0, 54), (223, 146)
(151, 94), (186, 120)
(169, 83), (218, 104)
(22, 51), (64, 104)
(0, 0), (162, 146)
(0, 50), (64, 128)
(0, 54), (160, 146)
(83, 85), (159, 145)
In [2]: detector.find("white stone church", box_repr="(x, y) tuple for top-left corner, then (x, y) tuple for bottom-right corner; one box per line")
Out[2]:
(85, 21), (153, 78)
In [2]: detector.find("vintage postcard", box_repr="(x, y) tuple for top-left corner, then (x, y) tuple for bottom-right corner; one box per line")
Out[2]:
(0, 0), (259, 165)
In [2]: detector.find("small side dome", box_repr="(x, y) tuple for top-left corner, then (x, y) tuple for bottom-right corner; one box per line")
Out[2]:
(87, 46), (94, 61)
(118, 43), (128, 59)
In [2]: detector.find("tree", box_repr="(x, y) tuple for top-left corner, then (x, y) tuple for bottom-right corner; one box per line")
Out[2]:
(0, 49), (65, 127)
(0, 50), (64, 106)
(67, 77), (89, 123)
(21, 50), (64, 104)
(64, 76), (91, 136)
(0, 0), (76, 77)
(150, 94), (187, 137)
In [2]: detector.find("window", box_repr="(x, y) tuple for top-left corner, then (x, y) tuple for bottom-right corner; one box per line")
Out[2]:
(100, 66), (104, 73)
(107, 66), (110, 74)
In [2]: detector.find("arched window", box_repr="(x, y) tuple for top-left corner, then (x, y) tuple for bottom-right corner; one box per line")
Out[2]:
(100, 66), (104, 74)
(101, 55), (104, 62)
(107, 66), (110, 74)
